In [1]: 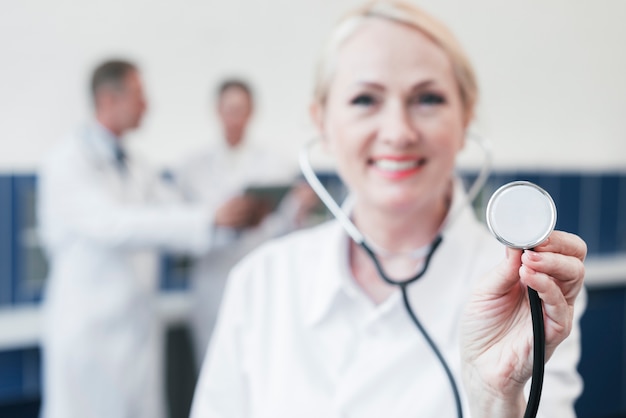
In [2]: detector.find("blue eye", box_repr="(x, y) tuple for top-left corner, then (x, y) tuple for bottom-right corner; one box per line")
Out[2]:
(417, 93), (445, 105)
(351, 94), (375, 106)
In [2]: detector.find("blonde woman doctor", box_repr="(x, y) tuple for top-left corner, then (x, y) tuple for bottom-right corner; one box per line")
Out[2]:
(191, 2), (586, 417)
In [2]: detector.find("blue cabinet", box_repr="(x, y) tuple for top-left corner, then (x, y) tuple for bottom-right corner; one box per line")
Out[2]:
(160, 255), (194, 290)
(11, 175), (48, 303)
(0, 174), (50, 304)
(0, 176), (12, 306)
(0, 348), (41, 403)
(576, 286), (626, 417)
(558, 174), (583, 242)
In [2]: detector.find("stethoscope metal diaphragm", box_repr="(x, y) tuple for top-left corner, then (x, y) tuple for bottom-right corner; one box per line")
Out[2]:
(486, 181), (557, 249)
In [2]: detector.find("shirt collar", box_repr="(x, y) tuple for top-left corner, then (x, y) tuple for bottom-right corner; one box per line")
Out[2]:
(82, 120), (124, 164)
(302, 178), (478, 327)
(302, 220), (352, 327)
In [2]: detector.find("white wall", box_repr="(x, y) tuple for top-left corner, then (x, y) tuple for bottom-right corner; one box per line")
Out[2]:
(1, 0), (625, 172)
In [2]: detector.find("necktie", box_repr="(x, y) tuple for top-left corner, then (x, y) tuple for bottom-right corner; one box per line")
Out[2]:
(113, 143), (127, 174)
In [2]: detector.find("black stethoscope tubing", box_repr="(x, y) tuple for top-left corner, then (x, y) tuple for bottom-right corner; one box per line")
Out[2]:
(361, 237), (464, 418)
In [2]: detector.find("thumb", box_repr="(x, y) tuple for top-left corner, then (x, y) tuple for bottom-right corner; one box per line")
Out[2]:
(479, 247), (523, 295)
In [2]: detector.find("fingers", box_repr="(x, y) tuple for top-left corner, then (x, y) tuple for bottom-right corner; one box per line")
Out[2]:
(519, 265), (573, 347)
(482, 231), (586, 302)
(215, 196), (265, 228)
(521, 231), (586, 306)
(518, 231), (586, 351)
(534, 231), (587, 262)
(521, 250), (584, 304)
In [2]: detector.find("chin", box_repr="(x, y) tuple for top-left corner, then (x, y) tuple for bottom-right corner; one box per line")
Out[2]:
(129, 121), (142, 131)
(370, 190), (423, 214)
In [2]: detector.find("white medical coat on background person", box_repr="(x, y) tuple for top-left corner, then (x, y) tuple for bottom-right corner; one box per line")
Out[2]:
(174, 140), (303, 367)
(190, 181), (586, 418)
(38, 122), (215, 418)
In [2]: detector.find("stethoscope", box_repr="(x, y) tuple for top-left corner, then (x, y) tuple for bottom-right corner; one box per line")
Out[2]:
(299, 134), (555, 418)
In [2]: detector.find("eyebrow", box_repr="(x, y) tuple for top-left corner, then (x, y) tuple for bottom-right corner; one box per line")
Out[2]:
(351, 79), (440, 91)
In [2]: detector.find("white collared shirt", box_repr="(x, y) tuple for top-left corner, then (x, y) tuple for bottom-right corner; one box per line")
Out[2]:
(191, 184), (584, 418)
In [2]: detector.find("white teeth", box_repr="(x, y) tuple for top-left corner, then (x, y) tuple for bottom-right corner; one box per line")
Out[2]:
(374, 159), (421, 171)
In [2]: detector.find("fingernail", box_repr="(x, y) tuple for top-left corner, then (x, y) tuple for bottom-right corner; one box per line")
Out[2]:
(521, 265), (536, 275)
(528, 251), (542, 261)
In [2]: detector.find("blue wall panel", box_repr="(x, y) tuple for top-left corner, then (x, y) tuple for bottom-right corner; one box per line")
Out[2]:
(0, 348), (41, 418)
(0, 348), (41, 402)
(12, 175), (47, 303)
(0, 398), (40, 418)
(599, 175), (620, 254)
(558, 174), (582, 241)
(160, 255), (192, 291)
(0, 175), (12, 306)
(0, 351), (23, 400)
(575, 287), (626, 418)
(617, 174), (626, 253)
(579, 175), (603, 255)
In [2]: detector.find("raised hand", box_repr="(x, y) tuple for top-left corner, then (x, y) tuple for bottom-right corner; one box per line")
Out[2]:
(461, 231), (586, 416)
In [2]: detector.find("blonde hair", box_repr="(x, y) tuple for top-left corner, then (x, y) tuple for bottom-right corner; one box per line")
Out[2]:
(313, 0), (478, 121)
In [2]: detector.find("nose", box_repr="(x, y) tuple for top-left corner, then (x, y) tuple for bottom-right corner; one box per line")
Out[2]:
(379, 100), (419, 147)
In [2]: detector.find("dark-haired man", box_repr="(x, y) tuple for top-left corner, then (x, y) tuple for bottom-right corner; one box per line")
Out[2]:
(38, 60), (221, 418)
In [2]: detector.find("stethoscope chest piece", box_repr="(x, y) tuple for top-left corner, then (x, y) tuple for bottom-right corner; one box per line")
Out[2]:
(486, 181), (557, 249)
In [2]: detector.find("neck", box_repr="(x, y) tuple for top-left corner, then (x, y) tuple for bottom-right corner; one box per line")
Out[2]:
(347, 183), (452, 304)
(96, 114), (124, 138)
(225, 131), (245, 148)
(352, 183), (452, 255)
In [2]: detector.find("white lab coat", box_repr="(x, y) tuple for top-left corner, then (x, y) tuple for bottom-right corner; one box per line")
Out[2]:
(174, 141), (300, 366)
(190, 181), (585, 418)
(38, 122), (214, 418)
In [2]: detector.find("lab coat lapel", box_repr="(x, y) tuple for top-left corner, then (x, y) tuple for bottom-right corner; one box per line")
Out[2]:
(78, 123), (130, 200)
(78, 123), (159, 291)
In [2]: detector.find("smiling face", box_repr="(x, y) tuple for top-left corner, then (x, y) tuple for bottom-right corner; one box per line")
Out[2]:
(313, 18), (468, 217)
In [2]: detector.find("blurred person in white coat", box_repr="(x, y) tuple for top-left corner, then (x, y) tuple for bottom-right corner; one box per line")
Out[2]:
(174, 79), (318, 368)
(37, 60), (251, 418)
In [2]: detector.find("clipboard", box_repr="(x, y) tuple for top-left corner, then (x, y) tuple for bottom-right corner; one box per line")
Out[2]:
(244, 184), (291, 212)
